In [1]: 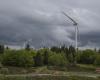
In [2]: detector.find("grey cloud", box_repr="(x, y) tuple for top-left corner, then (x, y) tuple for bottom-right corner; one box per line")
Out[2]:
(0, 0), (100, 48)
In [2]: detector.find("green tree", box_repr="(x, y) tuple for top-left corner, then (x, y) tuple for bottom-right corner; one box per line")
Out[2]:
(25, 43), (30, 51)
(48, 53), (68, 67)
(34, 52), (43, 66)
(43, 50), (49, 65)
(2, 50), (34, 67)
(69, 46), (76, 64)
(64, 47), (69, 59)
(0, 45), (4, 54)
(50, 46), (61, 53)
(77, 49), (96, 64)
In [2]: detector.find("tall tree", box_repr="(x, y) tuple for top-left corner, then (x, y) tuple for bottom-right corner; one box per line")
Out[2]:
(64, 47), (69, 59)
(69, 45), (76, 64)
(43, 50), (49, 65)
(0, 44), (4, 54)
(25, 43), (30, 51)
(34, 52), (43, 66)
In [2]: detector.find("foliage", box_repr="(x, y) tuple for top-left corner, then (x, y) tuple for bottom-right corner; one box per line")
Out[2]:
(51, 46), (60, 53)
(43, 50), (49, 65)
(68, 46), (76, 64)
(48, 53), (68, 67)
(0, 44), (4, 54)
(1, 50), (34, 67)
(34, 51), (43, 66)
(25, 42), (31, 51)
(51, 45), (76, 64)
(77, 49), (96, 64)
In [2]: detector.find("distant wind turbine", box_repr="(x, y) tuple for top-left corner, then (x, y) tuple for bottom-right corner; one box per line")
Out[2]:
(23, 39), (32, 49)
(62, 11), (79, 52)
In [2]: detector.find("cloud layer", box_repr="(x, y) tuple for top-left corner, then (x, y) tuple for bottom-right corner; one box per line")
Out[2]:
(0, 0), (100, 48)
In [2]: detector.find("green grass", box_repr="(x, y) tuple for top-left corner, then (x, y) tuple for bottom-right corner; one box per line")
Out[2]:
(66, 64), (96, 72)
(0, 65), (99, 80)
(0, 64), (97, 74)
(0, 75), (100, 80)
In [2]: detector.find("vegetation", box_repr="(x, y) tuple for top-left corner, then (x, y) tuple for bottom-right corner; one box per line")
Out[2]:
(0, 44), (100, 75)
(0, 75), (100, 80)
(0, 45), (100, 68)
(1, 50), (34, 67)
(0, 45), (4, 54)
(48, 53), (68, 67)
(34, 51), (43, 66)
(77, 49), (96, 64)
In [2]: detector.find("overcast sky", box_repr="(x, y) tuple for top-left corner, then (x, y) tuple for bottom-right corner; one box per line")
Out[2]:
(0, 0), (100, 48)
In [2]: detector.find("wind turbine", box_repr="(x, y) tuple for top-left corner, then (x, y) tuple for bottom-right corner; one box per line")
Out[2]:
(62, 11), (78, 52)
(23, 39), (32, 49)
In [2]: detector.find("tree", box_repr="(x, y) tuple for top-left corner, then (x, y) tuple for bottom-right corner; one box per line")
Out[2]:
(64, 47), (69, 58)
(6, 46), (9, 50)
(69, 45), (76, 64)
(43, 50), (49, 65)
(0, 45), (4, 54)
(2, 50), (34, 67)
(50, 46), (61, 53)
(48, 53), (68, 67)
(34, 52), (43, 66)
(77, 49), (96, 64)
(60, 45), (66, 52)
(25, 43), (30, 51)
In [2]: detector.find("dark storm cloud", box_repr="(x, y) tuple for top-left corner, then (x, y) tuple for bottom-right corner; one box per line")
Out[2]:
(0, 0), (100, 48)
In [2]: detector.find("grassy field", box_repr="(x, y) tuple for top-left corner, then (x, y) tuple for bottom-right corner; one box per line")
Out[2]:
(0, 65), (96, 74)
(0, 64), (100, 80)
(0, 75), (100, 80)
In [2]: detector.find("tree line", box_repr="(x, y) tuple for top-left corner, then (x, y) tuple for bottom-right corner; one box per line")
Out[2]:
(0, 44), (100, 67)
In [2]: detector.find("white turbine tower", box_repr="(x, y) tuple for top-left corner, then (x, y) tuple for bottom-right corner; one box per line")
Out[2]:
(62, 12), (78, 52)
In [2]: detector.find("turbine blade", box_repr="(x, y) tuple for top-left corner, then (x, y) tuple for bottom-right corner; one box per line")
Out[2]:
(62, 11), (78, 26)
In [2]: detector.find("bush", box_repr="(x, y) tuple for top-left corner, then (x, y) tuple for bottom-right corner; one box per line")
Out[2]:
(34, 51), (43, 66)
(48, 53), (68, 67)
(1, 50), (34, 67)
(77, 49), (96, 64)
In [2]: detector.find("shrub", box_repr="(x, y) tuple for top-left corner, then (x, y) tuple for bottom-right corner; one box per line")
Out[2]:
(48, 53), (68, 67)
(77, 49), (96, 64)
(1, 50), (34, 67)
(34, 51), (43, 66)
